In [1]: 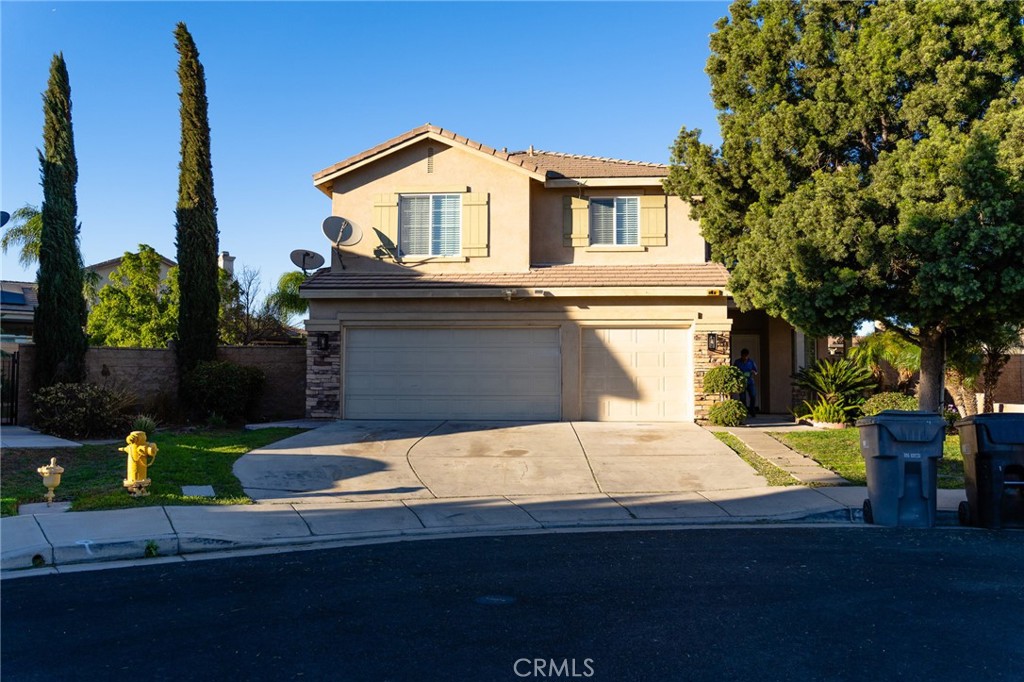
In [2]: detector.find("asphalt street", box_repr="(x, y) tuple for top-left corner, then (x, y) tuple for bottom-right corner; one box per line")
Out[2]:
(3, 527), (1022, 681)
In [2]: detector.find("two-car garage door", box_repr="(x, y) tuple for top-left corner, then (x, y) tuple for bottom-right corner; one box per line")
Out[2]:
(343, 326), (692, 421)
(344, 328), (562, 420)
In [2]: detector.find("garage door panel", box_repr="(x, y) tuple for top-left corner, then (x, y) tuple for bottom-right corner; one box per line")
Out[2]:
(582, 328), (692, 422)
(345, 328), (561, 420)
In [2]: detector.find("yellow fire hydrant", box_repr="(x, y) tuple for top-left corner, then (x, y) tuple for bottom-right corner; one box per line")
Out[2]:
(121, 431), (158, 497)
(37, 457), (65, 506)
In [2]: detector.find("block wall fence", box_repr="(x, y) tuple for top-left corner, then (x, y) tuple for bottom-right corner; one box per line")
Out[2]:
(16, 344), (306, 425)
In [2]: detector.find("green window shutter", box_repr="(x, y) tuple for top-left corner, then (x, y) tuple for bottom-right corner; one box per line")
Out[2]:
(373, 193), (399, 248)
(562, 196), (590, 247)
(461, 192), (489, 257)
(640, 195), (667, 247)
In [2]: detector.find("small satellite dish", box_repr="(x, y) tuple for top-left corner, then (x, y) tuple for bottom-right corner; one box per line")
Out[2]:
(290, 249), (325, 275)
(0, 211), (9, 228)
(322, 216), (362, 246)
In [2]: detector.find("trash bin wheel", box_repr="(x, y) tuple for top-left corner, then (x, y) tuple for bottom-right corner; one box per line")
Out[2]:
(863, 499), (873, 525)
(958, 501), (972, 527)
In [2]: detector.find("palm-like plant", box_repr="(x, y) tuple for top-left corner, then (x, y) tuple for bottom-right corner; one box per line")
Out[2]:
(849, 329), (920, 392)
(0, 204), (42, 268)
(793, 357), (877, 420)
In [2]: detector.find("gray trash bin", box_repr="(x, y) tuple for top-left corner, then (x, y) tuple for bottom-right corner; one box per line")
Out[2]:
(954, 414), (1024, 529)
(856, 410), (946, 527)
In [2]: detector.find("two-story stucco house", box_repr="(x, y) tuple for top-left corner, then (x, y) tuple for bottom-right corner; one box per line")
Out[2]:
(302, 124), (813, 422)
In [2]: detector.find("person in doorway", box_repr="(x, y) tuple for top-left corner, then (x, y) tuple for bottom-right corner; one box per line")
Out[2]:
(733, 348), (759, 416)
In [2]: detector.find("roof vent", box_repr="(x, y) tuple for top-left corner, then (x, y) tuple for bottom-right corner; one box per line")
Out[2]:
(528, 145), (534, 156)
(427, 147), (434, 173)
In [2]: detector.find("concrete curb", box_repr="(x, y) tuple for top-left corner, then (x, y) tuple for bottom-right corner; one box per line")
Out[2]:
(1, 491), (981, 578)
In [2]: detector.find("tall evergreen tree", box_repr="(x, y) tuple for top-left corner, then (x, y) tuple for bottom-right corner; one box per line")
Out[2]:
(34, 53), (88, 387)
(174, 22), (220, 374)
(666, 0), (1024, 412)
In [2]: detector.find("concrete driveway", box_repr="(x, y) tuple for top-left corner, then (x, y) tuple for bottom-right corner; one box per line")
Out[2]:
(234, 421), (764, 503)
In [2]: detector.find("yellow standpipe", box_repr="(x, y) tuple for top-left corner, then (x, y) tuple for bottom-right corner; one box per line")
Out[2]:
(121, 431), (158, 497)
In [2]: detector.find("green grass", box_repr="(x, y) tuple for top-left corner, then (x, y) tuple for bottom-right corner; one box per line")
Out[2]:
(770, 429), (965, 488)
(713, 432), (802, 486)
(0, 428), (305, 516)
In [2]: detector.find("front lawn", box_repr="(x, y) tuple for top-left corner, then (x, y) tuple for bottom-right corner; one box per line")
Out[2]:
(0, 428), (305, 516)
(770, 429), (965, 488)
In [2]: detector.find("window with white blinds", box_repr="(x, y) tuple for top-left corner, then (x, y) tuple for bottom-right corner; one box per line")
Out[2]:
(399, 194), (461, 256)
(589, 197), (639, 245)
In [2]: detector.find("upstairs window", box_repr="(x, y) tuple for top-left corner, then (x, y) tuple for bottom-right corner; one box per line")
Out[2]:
(399, 194), (461, 256)
(589, 197), (639, 246)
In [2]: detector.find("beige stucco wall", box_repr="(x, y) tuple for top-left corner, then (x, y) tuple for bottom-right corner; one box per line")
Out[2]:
(305, 294), (731, 421)
(328, 139), (532, 273)
(528, 183), (706, 266)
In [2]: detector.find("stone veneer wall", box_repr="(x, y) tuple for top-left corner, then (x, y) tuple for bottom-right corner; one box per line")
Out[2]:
(693, 329), (732, 422)
(306, 331), (341, 418)
(16, 344), (306, 425)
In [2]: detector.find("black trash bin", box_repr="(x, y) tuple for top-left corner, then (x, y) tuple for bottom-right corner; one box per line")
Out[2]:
(954, 414), (1024, 529)
(856, 411), (946, 527)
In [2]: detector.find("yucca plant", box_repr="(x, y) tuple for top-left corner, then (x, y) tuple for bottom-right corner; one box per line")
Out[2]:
(798, 396), (851, 424)
(793, 357), (876, 412)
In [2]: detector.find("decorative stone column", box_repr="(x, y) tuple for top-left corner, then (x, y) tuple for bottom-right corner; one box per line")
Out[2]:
(306, 331), (341, 419)
(693, 329), (732, 422)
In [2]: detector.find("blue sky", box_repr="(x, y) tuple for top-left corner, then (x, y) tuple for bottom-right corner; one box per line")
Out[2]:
(1, 1), (728, 294)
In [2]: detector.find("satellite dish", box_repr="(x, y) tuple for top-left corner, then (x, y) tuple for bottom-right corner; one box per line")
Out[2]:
(0, 211), (9, 228)
(290, 249), (325, 275)
(322, 216), (362, 246)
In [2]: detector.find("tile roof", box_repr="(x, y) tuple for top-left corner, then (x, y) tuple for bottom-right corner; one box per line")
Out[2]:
(87, 253), (176, 271)
(506, 150), (668, 179)
(302, 263), (728, 291)
(0, 280), (38, 318)
(312, 124), (669, 185)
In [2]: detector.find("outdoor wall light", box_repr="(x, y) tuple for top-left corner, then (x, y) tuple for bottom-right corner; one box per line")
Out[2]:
(707, 332), (718, 352)
(317, 333), (330, 351)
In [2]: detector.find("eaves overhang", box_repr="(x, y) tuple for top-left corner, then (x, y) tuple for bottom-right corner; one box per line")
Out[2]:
(301, 286), (732, 300)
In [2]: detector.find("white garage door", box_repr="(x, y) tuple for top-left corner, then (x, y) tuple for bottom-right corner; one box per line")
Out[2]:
(345, 327), (561, 420)
(582, 328), (691, 421)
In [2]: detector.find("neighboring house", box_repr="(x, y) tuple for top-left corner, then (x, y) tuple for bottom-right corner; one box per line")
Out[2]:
(0, 281), (37, 353)
(86, 251), (178, 291)
(302, 124), (819, 422)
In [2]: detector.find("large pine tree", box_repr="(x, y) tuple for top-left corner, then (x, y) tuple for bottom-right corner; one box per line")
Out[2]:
(174, 22), (220, 374)
(34, 53), (88, 388)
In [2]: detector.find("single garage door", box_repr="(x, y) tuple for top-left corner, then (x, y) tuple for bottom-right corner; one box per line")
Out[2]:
(345, 327), (561, 420)
(582, 328), (691, 421)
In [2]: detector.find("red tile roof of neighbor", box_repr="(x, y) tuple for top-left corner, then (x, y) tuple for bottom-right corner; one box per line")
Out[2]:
(312, 124), (669, 184)
(302, 263), (729, 291)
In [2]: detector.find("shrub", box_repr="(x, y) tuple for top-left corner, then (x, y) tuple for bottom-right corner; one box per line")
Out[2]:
(131, 414), (159, 435)
(793, 358), (876, 409)
(708, 399), (748, 426)
(32, 382), (136, 438)
(181, 361), (265, 423)
(801, 397), (848, 424)
(861, 392), (918, 416)
(792, 357), (877, 422)
(703, 365), (747, 395)
(943, 408), (960, 433)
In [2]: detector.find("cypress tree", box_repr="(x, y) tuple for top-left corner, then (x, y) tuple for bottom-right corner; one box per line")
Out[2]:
(174, 22), (220, 374)
(34, 53), (88, 387)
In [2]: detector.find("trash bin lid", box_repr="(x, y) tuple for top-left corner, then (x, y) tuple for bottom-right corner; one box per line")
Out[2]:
(856, 410), (946, 442)
(954, 414), (1024, 445)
